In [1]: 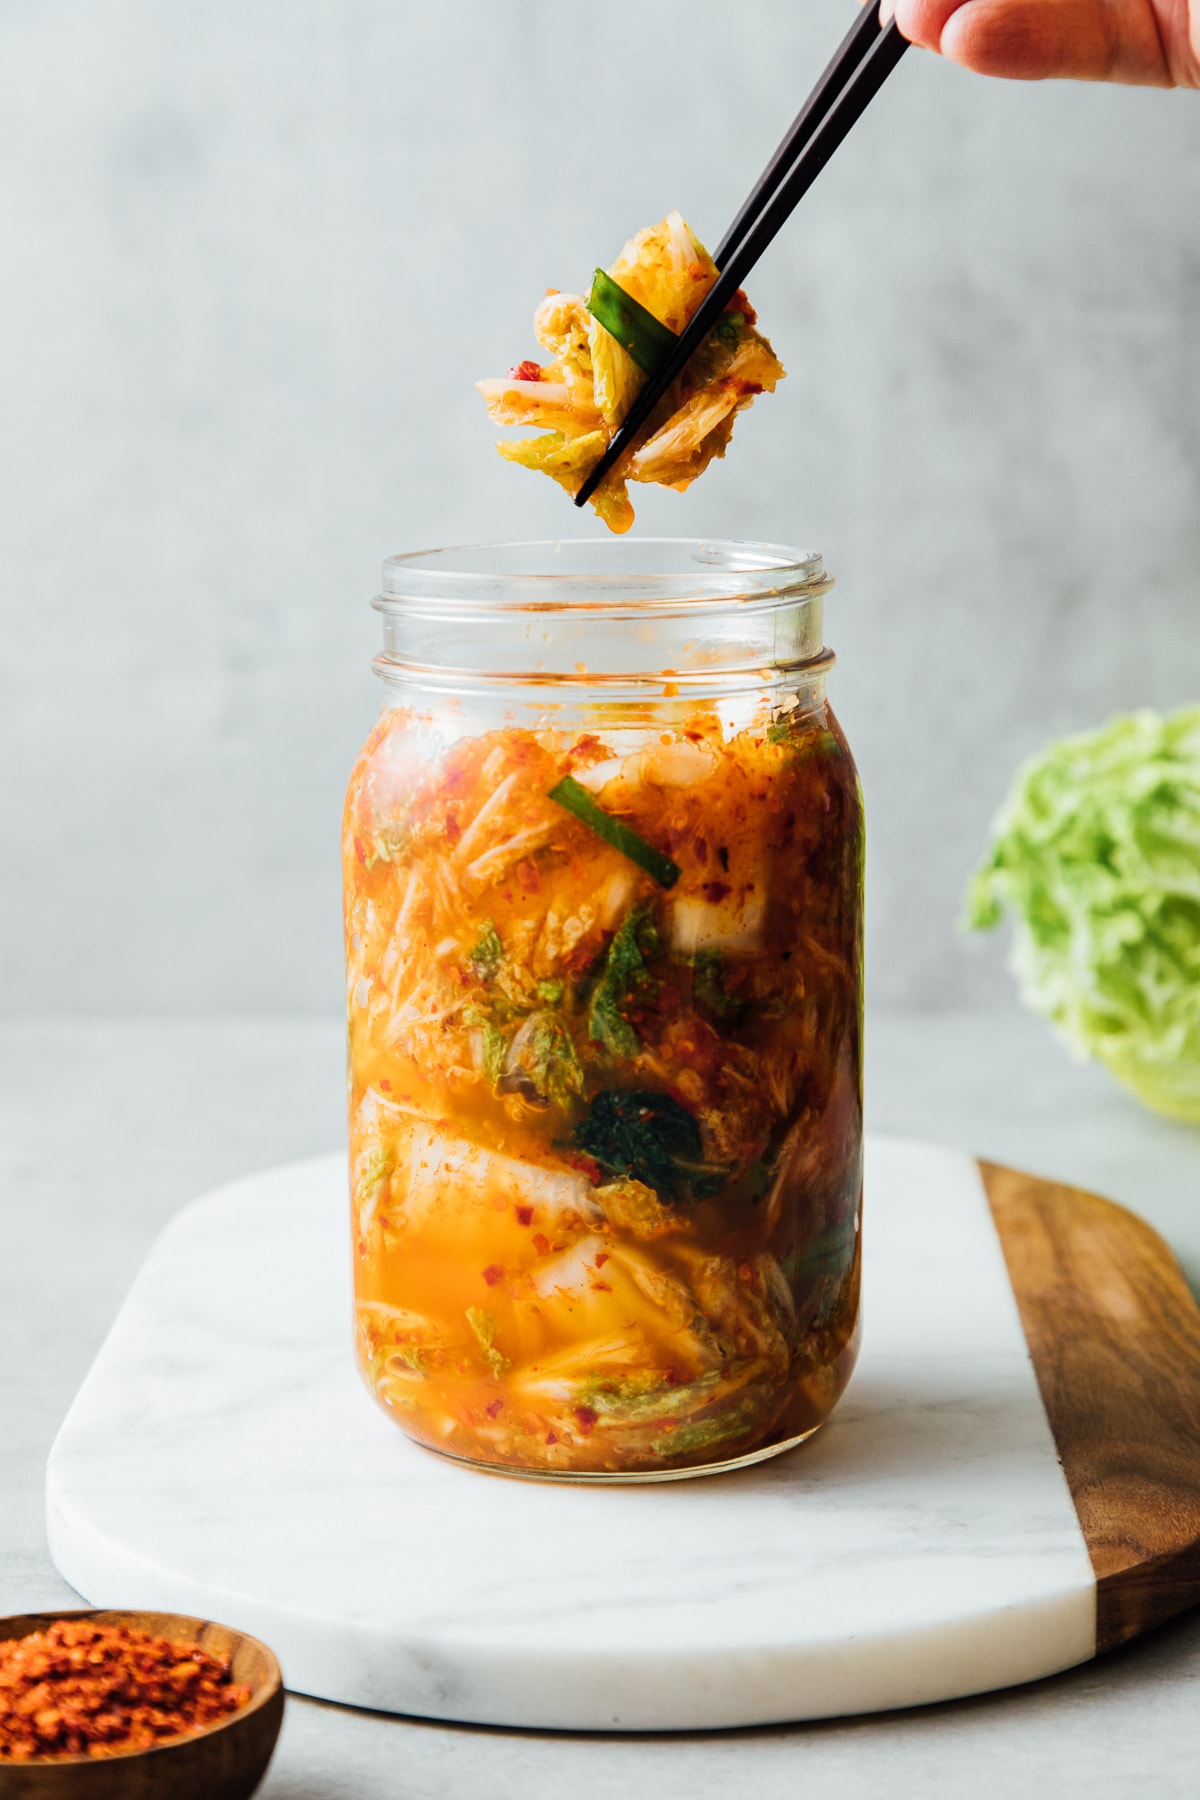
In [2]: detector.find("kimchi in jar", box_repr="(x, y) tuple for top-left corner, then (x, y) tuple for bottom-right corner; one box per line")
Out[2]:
(343, 540), (863, 1480)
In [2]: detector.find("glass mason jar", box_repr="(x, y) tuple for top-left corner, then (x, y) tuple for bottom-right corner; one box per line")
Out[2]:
(343, 540), (863, 1481)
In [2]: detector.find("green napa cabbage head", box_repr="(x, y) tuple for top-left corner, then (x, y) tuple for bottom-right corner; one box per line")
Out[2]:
(966, 705), (1200, 1124)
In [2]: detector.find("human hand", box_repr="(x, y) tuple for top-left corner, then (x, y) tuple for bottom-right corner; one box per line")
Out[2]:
(886, 0), (1200, 86)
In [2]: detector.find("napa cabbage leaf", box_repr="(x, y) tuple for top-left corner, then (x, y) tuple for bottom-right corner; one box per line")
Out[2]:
(966, 705), (1200, 1123)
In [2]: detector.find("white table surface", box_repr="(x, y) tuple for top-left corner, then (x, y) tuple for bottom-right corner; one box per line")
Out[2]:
(3, 1008), (1200, 1797)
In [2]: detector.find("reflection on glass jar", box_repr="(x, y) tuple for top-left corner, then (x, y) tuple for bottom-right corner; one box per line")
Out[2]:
(343, 540), (863, 1480)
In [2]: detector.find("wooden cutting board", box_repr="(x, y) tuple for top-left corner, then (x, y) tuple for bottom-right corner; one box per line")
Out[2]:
(980, 1159), (1200, 1654)
(42, 1139), (1200, 1731)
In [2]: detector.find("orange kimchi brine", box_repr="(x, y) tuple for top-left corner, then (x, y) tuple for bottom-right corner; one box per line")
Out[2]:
(343, 540), (863, 1479)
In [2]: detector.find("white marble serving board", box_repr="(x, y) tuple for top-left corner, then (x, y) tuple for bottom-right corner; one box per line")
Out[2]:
(45, 1136), (1098, 1731)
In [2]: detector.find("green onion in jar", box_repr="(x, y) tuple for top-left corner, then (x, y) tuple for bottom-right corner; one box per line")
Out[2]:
(548, 775), (681, 888)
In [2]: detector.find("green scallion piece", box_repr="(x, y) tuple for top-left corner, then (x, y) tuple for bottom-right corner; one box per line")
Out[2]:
(548, 775), (681, 889)
(587, 269), (678, 376)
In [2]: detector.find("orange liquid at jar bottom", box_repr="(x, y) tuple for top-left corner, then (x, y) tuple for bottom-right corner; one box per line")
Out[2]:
(354, 1278), (861, 1481)
(359, 1355), (860, 1482)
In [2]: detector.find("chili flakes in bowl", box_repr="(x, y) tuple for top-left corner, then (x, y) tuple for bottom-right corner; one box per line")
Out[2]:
(0, 1618), (251, 1762)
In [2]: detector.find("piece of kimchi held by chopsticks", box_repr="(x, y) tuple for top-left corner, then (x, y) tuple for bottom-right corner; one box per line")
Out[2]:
(476, 212), (785, 533)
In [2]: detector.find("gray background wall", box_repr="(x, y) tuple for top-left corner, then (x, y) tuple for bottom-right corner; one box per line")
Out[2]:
(1, 0), (1197, 1015)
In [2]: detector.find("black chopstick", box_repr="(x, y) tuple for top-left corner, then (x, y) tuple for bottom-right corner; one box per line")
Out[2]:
(575, 10), (909, 509)
(714, 1), (886, 269)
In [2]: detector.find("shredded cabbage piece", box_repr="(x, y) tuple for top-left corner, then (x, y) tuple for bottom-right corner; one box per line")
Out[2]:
(966, 705), (1200, 1123)
(476, 210), (785, 532)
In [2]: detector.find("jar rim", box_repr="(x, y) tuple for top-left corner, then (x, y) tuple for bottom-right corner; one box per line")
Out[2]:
(375, 537), (830, 617)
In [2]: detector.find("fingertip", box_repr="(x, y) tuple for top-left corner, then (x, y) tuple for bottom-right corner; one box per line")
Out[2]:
(891, 0), (961, 51)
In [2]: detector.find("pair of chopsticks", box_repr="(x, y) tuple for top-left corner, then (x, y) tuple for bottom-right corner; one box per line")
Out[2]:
(575, 2), (909, 508)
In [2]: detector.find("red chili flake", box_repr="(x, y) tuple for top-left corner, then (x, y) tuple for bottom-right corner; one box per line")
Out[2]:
(589, 1281), (612, 1293)
(0, 1619), (251, 1761)
(693, 836), (709, 864)
(532, 1232), (551, 1256)
(702, 881), (731, 904)
(516, 860), (541, 894)
(379, 1078), (391, 1091)
(354, 836), (367, 865)
(546, 1431), (558, 1444)
(509, 360), (543, 382)
(574, 1406), (598, 1435)
(515, 1205), (533, 1227)
(481, 1264), (504, 1287)
(485, 1399), (504, 1418)
(594, 1252), (610, 1268)
(560, 1150), (602, 1185)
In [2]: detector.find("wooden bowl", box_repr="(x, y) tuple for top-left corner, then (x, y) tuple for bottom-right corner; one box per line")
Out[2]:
(0, 1610), (284, 1799)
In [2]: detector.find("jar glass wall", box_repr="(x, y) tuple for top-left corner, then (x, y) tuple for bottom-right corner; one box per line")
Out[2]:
(343, 540), (863, 1480)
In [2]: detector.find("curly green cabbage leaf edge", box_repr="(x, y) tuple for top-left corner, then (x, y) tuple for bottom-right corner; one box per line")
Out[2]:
(965, 704), (1200, 1124)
